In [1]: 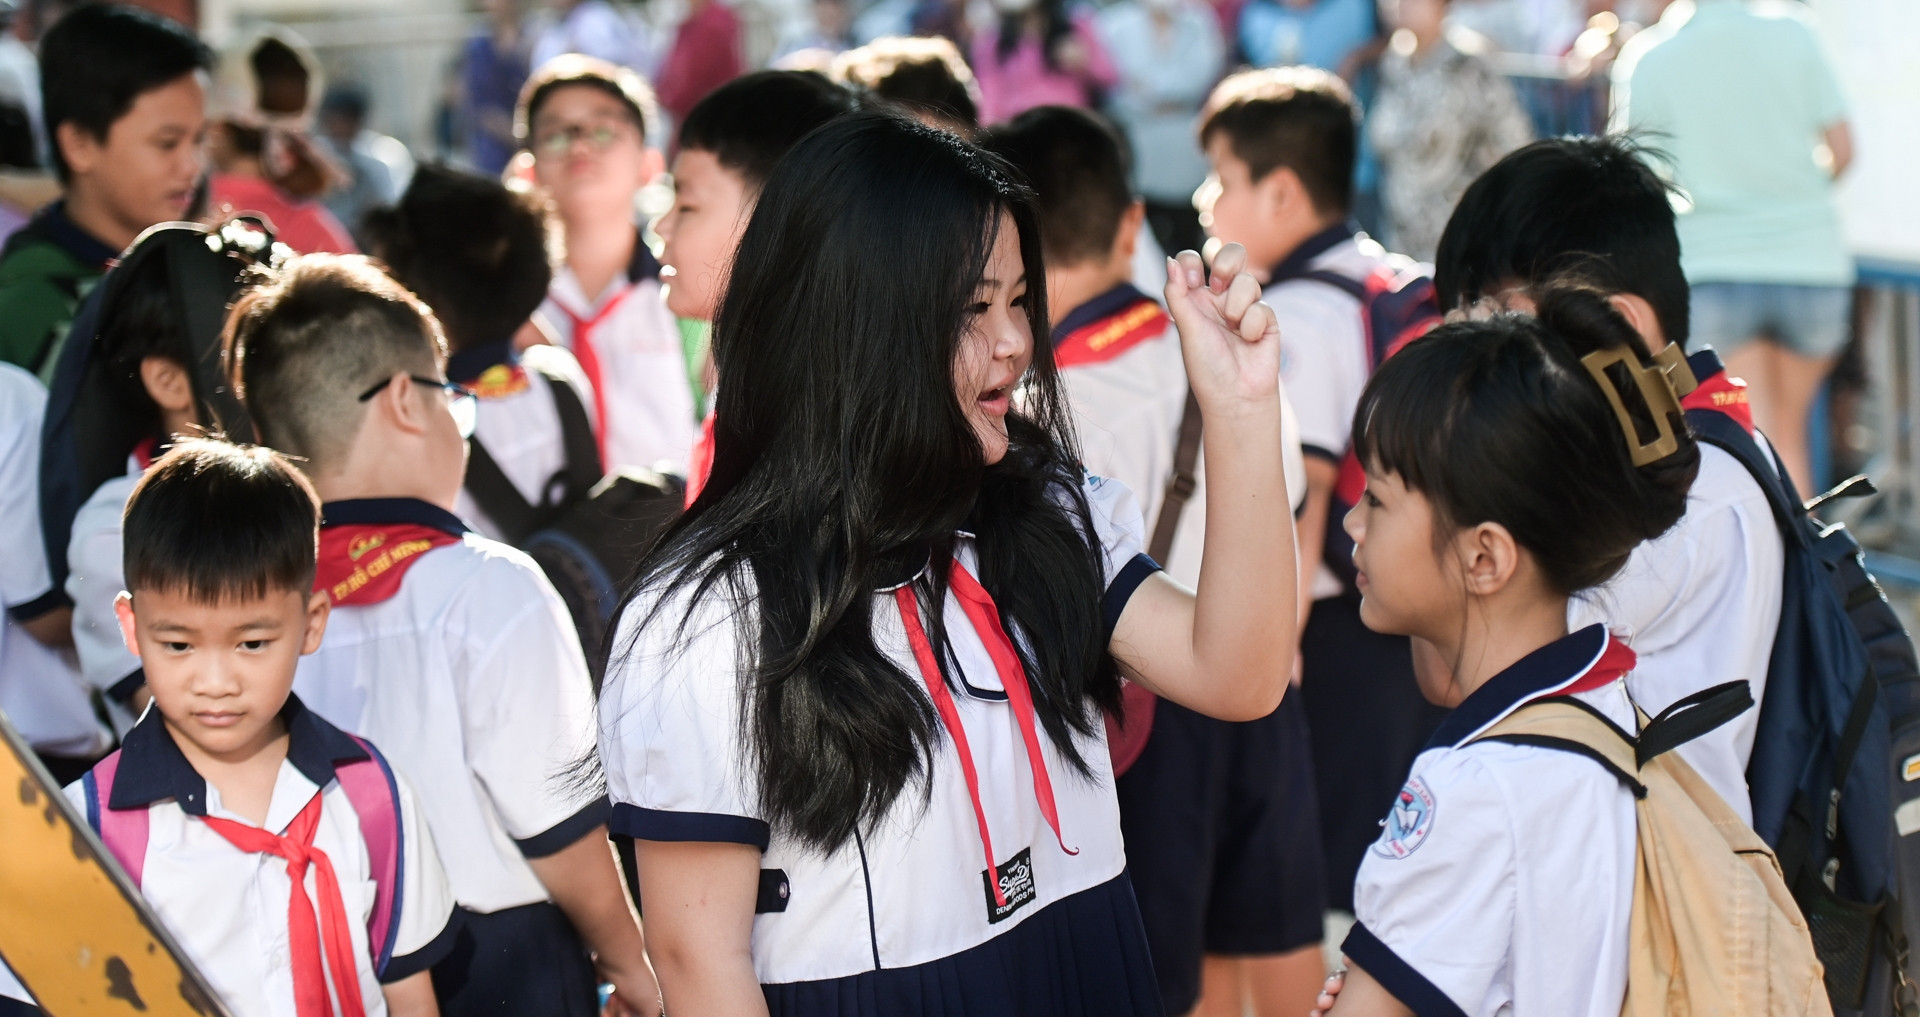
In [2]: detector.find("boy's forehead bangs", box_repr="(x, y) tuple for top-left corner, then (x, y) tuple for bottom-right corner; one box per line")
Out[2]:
(133, 567), (316, 608)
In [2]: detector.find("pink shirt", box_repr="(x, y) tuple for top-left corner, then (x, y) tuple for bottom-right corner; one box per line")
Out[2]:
(209, 174), (358, 255)
(971, 17), (1118, 125)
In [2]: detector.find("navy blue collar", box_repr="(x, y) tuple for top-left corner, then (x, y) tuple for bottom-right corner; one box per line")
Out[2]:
(1424, 624), (1612, 749)
(1052, 283), (1154, 342)
(1687, 347), (1725, 383)
(35, 200), (119, 269)
(1268, 223), (1358, 284)
(321, 497), (469, 537)
(447, 339), (518, 385)
(627, 231), (661, 284)
(108, 694), (370, 816)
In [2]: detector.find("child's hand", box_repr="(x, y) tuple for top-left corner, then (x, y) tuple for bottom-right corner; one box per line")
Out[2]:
(1309, 969), (1346, 1017)
(598, 960), (663, 1017)
(1165, 244), (1281, 415)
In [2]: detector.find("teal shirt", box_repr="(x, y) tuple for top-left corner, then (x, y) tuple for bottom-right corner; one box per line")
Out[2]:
(1613, 0), (1854, 286)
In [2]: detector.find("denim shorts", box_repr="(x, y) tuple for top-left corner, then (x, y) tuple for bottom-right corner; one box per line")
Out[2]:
(1691, 281), (1852, 359)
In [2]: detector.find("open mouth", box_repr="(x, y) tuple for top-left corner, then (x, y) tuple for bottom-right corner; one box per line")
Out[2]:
(977, 384), (1011, 416)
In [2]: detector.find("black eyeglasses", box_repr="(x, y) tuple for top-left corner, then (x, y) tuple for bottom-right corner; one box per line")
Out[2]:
(358, 375), (478, 439)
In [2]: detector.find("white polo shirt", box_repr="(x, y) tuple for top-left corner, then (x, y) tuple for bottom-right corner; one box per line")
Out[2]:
(600, 473), (1161, 987)
(65, 696), (458, 1017)
(1268, 227), (1387, 600)
(0, 363), (105, 756)
(449, 342), (599, 542)
(294, 498), (607, 915)
(1569, 426), (1782, 824)
(1346, 625), (1638, 1017)
(537, 243), (697, 475)
(1052, 284), (1308, 587)
(65, 470), (144, 735)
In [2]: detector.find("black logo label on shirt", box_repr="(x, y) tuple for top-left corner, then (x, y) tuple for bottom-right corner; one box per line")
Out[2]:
(982, 847), (1038, 924)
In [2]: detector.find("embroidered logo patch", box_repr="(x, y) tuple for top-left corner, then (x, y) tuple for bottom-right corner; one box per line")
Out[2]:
(982, 847), (1039, 924)
(1372, 777), (1436, 859)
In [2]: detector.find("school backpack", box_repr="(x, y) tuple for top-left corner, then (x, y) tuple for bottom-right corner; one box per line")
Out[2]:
(1289, 258), (1442, 590)
(78, 737), (410, 977)
(1472, 687), (1834, 1017)
(1681, 372), (1920, 1016)
(461, 353), (683, 672)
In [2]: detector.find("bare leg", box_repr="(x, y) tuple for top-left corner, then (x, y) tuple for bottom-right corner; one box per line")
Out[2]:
(1727, 339), (1838, 495)
(1190, 955), (1247, 1017)
(1188, 947), (1327, 1017)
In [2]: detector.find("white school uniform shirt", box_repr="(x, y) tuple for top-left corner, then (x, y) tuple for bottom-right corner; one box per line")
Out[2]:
(0, 363), (106, 756)
(1569, 352), (1785, 824)
(1268, 227), (1387, 600)
(293, 498), (606, 915)
(65, 696), (458, 1017)
(599, 473), (1161, 986)
(1051, 284), (1307, 588)
(1347, 624), (1638, 1017)
(450, 342), (599, 542)
(65, 468), (145, 735)
(537, 243), (697, 475)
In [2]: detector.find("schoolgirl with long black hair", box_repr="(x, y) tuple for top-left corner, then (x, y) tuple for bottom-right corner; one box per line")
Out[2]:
(596, 111), (1297, 1016)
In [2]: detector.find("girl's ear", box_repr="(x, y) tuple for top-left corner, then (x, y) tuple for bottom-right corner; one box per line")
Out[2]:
(1454, 520), (1521, 598)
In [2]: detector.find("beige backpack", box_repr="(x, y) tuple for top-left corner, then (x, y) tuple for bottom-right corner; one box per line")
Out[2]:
(1472, 686), (1833, 1017)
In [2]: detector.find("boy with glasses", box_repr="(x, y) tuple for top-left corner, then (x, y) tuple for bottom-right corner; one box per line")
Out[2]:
(518, 55), (697, 476)
(226, 254), (659, 1017)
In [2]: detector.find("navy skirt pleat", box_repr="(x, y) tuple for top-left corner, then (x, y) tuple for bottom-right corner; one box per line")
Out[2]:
(762, 873), (1165, 1017)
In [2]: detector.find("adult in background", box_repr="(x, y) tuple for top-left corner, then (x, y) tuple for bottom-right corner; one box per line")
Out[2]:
(1238, 0), (1376, 78)
(656, 0), (744, 134)
(1612, 0), (1855, 494)
(317, 83), (415, 248)
(463, 0), (533, 175)
(1368, 0), (1530, 261)
(531, 0), (654, 75)
(1096, 0), (1225, 259)
(970, 0), (1116, 125)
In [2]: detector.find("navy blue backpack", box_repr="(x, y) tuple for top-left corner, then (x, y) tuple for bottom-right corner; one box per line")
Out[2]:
(1685, 349), (1920, 1016)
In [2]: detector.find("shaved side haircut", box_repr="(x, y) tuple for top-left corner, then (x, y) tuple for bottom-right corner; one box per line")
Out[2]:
(224, 255), (445, 468)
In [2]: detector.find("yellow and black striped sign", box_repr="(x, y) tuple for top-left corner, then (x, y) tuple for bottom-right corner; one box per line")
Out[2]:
(0, 710), (230, 1016)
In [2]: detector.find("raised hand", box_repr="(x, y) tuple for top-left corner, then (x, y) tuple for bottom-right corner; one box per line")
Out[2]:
(1164, 243), (1282, 413)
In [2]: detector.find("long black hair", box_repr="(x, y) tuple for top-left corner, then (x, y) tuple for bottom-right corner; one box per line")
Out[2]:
(1353, 282), (1701, 595)
(610, 112), (1117, 852)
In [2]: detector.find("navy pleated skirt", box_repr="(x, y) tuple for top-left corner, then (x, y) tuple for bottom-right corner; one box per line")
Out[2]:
(761, 873), (1165, 1017)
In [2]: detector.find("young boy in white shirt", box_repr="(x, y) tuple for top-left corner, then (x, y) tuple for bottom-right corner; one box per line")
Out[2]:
(224, 255), (659, 1017)
(73, 437), (456, 1017)
(984, 103), (1317, 1017)
(518, 55), (695, 475)
(1197, 66), (1447, 929)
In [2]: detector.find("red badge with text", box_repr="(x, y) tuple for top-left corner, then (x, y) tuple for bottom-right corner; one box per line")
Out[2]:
(315, 525), (461, 607)
(1681, 370), (1755, 435)
(1053, 298), (1169, 368)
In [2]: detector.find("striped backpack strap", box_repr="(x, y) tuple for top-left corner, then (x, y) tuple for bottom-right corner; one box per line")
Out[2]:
(336, 736), (405, 975)
(82, 750), (151, 886)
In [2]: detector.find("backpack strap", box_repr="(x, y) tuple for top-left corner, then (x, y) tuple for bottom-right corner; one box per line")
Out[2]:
(1471, 698), (1649, 799)
(1635, 680), (1755, 769)
(1148, 387), (1202, 563)
(465, 438), (543, 544)
(529, 359), (606, 496)
(1685, 407), (1809, 550)
(336, 736), (404, 976)
(83, 750), (149, 886)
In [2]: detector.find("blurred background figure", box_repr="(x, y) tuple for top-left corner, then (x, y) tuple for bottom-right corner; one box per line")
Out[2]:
(970, 0), (1115, 124)
(1096, 0), (1223, 258)
(831, 35), (980, 132)
(531, 0), (654, 74)
(1613, 0), (1855, 494)
(656, 0), (745, 133)
(1239, 0), (1376, 78)
(1368, 0), (1530, 261)
(462, 0), (534, 175)
(317, 82), (415, 248)
(205, 27), (356, 254)
(774, 0), (857, 62)
(0, 0), (42, 168)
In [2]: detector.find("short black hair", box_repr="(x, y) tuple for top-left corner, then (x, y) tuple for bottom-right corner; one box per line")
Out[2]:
(225, 254), (445, 467)
(1199, 67), (1357, 217)
(40, 3), (213, 183)
(982, 106), (1132, 267)
(364, 164), (553, 354)
(517, 54), (657, 144)
(677, 70), (855, 191)
(1434, 135), (1690, 348)
(123, 436), (321, 601)
(831, 37), (979, 130)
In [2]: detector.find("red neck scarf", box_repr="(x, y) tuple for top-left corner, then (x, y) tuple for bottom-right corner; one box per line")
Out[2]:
(893, 560), (1077, 908)
(201, 794), (367, 1017)
(555, 284), (638, 467)
(1052, 295), (1169, 369)
(1553, 637), (1638, 697)
(315, 525), (460, 607)
(1681, 369), (1755, 435)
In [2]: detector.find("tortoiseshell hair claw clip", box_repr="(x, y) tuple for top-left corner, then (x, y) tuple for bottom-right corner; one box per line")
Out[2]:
(1579, 344), (1699, 467)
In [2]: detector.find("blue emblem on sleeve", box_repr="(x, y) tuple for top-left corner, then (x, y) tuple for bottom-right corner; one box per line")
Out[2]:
(1371, 777), (1436, 859)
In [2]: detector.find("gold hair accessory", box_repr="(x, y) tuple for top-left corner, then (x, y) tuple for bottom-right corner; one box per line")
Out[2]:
(1580, 345), (1699, 466)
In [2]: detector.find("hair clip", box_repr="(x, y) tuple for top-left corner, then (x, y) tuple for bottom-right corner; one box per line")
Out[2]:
(1580, 345), (1694, 467)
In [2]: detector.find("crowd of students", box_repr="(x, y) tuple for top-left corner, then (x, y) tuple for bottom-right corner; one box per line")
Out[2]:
(0, 3), (1863, 1017)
